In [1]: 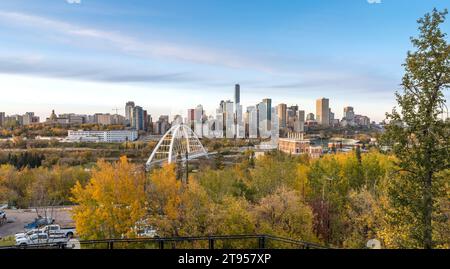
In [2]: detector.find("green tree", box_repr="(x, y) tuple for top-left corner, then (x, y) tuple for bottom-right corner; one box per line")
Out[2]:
(214, 151), (225, 170)
(382, 9), (450, 249)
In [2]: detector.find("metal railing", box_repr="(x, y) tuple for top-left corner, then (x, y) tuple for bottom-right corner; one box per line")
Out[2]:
(0, 234), (328, 249)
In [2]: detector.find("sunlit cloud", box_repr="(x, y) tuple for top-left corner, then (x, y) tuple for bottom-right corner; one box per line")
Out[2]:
(0, 11), (272, 73)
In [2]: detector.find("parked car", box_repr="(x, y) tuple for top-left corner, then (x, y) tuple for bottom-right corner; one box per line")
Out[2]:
(24, 217), (54, 230)
(15, 230), (40, 240)
(16, 232), (68, 247)
(41, 224), (76, 238)
(16, 224), (76, 240)
(137, 227), (158, 238)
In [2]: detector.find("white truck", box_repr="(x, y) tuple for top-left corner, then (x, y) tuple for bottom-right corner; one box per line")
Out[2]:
(0, 210), (6, 225)
(15, 224), (76, 240)
(15, 232), (69, 247)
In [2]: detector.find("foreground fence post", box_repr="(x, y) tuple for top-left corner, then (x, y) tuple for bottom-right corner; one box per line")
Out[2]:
(209, 238), (215, 250)
(258, 236), (266, 249)
(159, 240), (164, 249)
(108, 242), (114, 249)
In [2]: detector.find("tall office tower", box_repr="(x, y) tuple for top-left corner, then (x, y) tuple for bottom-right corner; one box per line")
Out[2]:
(306, 113), (315, 121)
(329, 108), (335, 125)
(257, 101), (269, 138)
(243, 110), (249, 137)
(143, 110), (148, 131)
(194, 105), (204, 138)
(343, 106), (355, 121)
(186, 108), (195, 126)
(215, 108), (224, 138)
(146, 115), (153, 133)
(262, 98), (272, 131)
(277, 103), (287, 129)
(236, 104), (245, 138)
(234, 84), (241, 137)
(173, 114), (183, 125)
(235, 84), (240, 105)
(298, 110), (306, 132)
(132, 106), (144, 131)
(316, 98), (330, 127)
(125, 101), (135, 125)
(298, 110), (305, 123)
(247, 106), (258, 139)
(224, 101), (235, 138)
(0, 112), (5, 127)
(286, 106), (298, 131)
(22, 112), (35, 126)
(158, 115), (170, 134)
(271, 107), (279, 142)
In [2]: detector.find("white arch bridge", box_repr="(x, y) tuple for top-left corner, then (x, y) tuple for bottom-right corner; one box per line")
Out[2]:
(145, 124), (208, 170)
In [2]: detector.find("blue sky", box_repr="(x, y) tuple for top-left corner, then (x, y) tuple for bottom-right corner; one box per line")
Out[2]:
(0, 0), (449, 122)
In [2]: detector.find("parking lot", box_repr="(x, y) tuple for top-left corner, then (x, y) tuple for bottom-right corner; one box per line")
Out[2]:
(0, 207), (74, 238)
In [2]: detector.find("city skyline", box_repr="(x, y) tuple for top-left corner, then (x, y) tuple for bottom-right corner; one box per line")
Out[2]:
(1, 0), (449, 122)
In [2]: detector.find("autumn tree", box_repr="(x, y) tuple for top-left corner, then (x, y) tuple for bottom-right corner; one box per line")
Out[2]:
(382, 9), (450, 249)
(252, 187), (316, 244)
(71, 157), (147, 239)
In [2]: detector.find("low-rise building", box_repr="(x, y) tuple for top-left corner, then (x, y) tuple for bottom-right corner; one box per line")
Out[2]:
(66, 130), (138, 143)
(278, 132), (323, 159)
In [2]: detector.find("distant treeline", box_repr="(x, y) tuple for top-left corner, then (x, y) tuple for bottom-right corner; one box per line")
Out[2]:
(0, 152), (45, 169)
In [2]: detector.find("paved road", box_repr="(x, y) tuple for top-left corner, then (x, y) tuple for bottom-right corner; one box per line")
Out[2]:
(0, 207), (74, 238)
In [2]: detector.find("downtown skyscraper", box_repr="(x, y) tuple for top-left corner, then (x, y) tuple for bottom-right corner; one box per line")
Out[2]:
(316, 98), (330, 127)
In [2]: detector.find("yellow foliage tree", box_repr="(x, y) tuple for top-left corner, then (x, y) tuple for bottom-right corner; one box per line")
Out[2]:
(71, 156), (147, 240)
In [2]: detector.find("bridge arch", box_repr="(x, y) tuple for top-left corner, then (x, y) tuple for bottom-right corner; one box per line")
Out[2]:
(145, 124), (208, 170)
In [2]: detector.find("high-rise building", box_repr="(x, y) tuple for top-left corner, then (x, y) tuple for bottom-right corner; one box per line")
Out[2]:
(257, 101), (269, 138)
(95, 114), (112, 125)
(194, 105), (204, 137)
(343, 106), (355, 121)
(263, 98), (272, 131)
(277, 104), (287, 129)
(329, 108), (335, 125)
(132, 106), (144, 131)
(298, 110), (305, 123)
(236, 104), (245, 138)
(143, 110), (149, 131)
(225, 101), (235, 138)
(234, 84), (240, 106)
(215, 108), (224, 138)
(247, 106), (258, 139)
(157, 115), (170, 135)
(187, 109), (195, 127)
(316, 98), (330, 127)
(125, 101), (135, 126)
(271, 107), (279, 142)
(306, 113), (315, 121)
(286, 105), (299, 132)
(22, 112), (39, 125)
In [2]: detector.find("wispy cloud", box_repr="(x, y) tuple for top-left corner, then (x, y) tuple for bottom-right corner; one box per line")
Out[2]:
(66, 0), (81, 4)
(367, 0), (382, 4)
(0, 11), (271, 72)
(0, 55), (198, 84)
